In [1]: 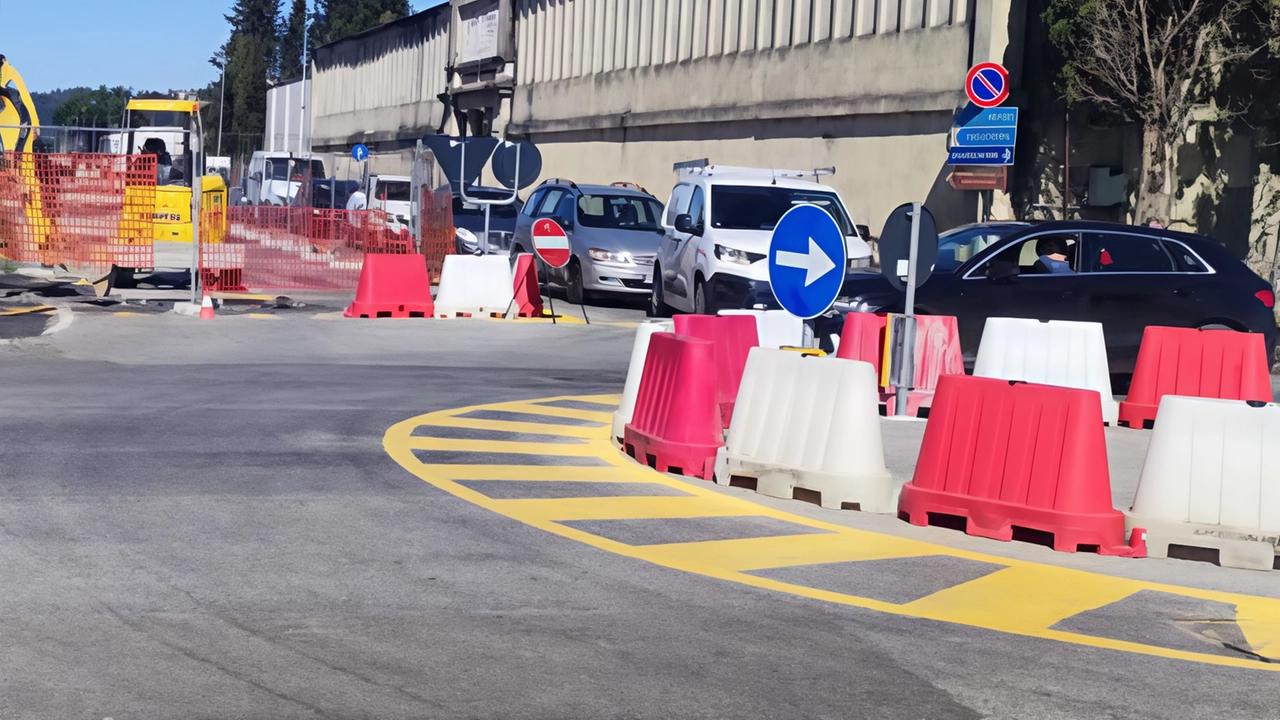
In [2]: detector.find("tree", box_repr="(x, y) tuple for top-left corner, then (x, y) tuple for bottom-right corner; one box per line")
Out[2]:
(225, 33), (273, 136)
(312, 0), (411, 45)
(278, 0), (309, 81)
(50, 86), (132, 128)
(1043, 0), (1254, 224)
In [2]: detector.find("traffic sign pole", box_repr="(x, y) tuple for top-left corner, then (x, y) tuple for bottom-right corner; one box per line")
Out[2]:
(893, 202), (922, 417)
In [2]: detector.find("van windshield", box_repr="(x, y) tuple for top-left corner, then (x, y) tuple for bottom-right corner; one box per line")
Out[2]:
(265, 158), (326, 181)
(376, 181), (411, 202)
(710, 185), (853, 235)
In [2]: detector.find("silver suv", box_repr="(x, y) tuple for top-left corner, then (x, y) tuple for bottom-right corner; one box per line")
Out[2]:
(510, 180), (665, 304)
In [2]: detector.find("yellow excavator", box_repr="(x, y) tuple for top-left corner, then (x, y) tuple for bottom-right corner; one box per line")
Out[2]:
(119, 98), (226, 246)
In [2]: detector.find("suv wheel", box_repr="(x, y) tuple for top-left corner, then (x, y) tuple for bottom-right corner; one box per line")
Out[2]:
(694, 278), (710, 315)
(649, 266), (671, 317)
(566, 260), (586, 305)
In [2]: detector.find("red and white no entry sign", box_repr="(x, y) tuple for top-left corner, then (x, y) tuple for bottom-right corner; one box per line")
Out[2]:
(532, 218), (572, 268)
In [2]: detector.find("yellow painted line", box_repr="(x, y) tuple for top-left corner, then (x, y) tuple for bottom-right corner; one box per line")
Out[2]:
(413, 414), (604, 440)
(495, 401), (613, 424)
(383, 394), (1280, 671)
(403, 435), (597, 457)
(0, 305), (54, 316)
(213, 293), (275, 301)
(246, 313), (279, 319)
(113, 311), (137, 317)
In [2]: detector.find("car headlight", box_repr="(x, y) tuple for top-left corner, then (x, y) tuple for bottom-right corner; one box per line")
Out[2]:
(715, 245), (765, 265)
(849, 256), (872, 269)
(589, 248), (632, 263)
(455, 227), (478, 250)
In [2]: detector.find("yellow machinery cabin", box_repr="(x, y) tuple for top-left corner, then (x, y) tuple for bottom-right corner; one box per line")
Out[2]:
(122, 98), (225, 245)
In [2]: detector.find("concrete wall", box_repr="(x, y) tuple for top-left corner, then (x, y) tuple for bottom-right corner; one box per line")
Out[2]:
(310, 6), (450, 176)
(505, 0), (1008, 232)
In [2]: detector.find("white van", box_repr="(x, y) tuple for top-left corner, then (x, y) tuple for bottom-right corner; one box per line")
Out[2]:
(651, 161), (872, 315)
(347, 174), (412, 231)
(242, 152), (326, 206)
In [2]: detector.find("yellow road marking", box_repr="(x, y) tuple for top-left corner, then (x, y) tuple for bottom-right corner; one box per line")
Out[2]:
(113, 311), (137, 317)
(0, 305), (54, 316)
(383, 394), (1280, 671)
(247, 313), (278, 320)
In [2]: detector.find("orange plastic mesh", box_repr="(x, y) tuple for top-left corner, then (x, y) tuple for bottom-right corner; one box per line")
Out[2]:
(0, 152), (155, 271)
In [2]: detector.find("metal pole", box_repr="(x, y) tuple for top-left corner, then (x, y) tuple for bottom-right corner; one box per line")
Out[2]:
(217, 68), (225, 157)
(482, 204), (490, 256)
(300, 9), (308, 157)
(895, 201), (922, 417)
(190, 124), (203, 304)
(1063, 104), (1071, 220)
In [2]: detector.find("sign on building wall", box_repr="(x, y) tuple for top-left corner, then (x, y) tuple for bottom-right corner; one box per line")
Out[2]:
(457, 0), (502, 65)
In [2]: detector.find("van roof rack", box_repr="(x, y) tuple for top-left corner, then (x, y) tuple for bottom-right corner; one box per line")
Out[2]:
(672, 160), (836, 182)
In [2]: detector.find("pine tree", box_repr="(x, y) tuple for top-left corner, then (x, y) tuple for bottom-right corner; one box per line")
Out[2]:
(278, 0), (309, 81)
(210, 0), (280, 145)
(312, 0), (411, 45)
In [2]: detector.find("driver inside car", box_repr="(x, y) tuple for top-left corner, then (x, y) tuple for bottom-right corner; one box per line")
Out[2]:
(1034, 236), (1075, 274)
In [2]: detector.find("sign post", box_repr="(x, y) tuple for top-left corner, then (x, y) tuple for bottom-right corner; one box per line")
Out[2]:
(532, 218), (585, 324)
(876, 202), (939, 418)
(767, 204), (847, 345)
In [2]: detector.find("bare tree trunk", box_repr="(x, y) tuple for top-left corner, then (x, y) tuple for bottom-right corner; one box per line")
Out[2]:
(1136, 125), (1173, 225)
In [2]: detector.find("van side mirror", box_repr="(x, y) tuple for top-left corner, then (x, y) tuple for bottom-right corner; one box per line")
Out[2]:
(674, 213), (700, 236)
(250, 171), (262, 182)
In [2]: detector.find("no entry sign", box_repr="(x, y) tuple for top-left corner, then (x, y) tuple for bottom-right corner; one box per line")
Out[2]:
(965, 62), (1010, 109)
(532, 218), (572, 268)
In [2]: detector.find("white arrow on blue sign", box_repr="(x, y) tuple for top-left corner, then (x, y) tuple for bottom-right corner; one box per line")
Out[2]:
(352, 143), (370, 162)
(768, 204), (847, 319)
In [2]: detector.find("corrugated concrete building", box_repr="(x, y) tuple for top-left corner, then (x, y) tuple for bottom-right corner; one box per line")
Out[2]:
(304, 0), (1023, 231)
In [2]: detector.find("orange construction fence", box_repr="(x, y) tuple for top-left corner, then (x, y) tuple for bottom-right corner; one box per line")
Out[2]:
(0, 152), (155, 271)
(198, 189), (456, 293)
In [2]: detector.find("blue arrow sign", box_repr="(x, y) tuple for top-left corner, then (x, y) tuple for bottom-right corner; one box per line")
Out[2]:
(965, 108), (1018, 128)
(351, 143), (369, 162)
(768, 204), (847, 319)
(955, 127), (1016, 146)
(948, 146), (1015, 166)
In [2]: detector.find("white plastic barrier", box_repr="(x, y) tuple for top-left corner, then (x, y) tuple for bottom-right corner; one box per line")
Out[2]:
(718, 309), (805, 349)
(973, 317), (1119, 425)
(713, 348), (894, 512)
(434, 255), (516, 317)
(610, 320), (675, 447)
(1127, 395), (1280, 571)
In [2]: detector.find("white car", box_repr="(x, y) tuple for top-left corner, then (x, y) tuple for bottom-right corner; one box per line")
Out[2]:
(651, 162), (873, 315)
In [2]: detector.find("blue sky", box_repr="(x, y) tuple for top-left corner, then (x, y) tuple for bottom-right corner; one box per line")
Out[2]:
(2, 1), (432, 93)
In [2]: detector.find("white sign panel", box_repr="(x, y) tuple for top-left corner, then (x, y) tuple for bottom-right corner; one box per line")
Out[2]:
(458, 0), (500, 64)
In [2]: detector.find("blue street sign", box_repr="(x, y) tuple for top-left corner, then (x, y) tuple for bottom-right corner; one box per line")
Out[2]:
(351, 143), (369, 162)
(965, 107), (1018, 128)
(768, 204), (847, 319)
(955, 127), (1016, 147)
(947, 146), (1015, 166)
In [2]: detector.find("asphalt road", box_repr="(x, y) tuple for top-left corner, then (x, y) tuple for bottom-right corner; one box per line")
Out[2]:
(1, 309), (1277, 719)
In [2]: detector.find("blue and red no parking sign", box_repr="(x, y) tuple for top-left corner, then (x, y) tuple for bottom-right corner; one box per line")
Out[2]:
(966, 62), (1010, 109)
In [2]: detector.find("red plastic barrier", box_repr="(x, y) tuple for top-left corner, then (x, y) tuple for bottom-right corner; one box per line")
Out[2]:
(836, 312), (964, 416)
(1118, 326), (1273, 429)
(672, 314), (759, 427)
(624, 332), (723, 479)
(511, 253), (544, 318)
(343, 253), (435, 319)
(899, 374), (1140, 556)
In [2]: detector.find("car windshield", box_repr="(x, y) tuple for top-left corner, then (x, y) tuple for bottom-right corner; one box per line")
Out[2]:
(577, 194), (664, 230)
(710, 186), (853, 235)
(265, 158), (325, 181)
(936, 224), (1024, 272)
(376, 181), (411, 202)
(453, 195), (520, 220)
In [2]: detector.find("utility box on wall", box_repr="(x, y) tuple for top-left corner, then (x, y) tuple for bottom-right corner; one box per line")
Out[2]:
(449, 0), (516, 136)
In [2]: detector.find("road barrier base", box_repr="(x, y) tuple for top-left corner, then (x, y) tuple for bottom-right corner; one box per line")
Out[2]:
(1124, 515), (1278, 571)
(435, 255), (515, 318)
(511, 253), (543, 318)
(715, 453), (896, 512)
(625, 429), (717, 480)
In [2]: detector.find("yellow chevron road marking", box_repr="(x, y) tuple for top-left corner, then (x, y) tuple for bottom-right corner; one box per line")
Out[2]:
(384, 394), (1280, 671)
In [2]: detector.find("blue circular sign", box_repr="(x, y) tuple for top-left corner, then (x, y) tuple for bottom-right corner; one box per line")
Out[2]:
(768, 204), (847, 319)
(351, 143), (369, 162)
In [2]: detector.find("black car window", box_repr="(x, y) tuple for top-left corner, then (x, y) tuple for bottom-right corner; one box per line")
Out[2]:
(974, 233), (1079, 276)
(1163, 240), (1210, 273)
(522, 189), (545, 216)
(937, 225), (1023, 272)
(577, 194), (664, 230)
(534, 189), (565, 218)
(1083, 232), (1175, 273)
(687, 186), (705, 226)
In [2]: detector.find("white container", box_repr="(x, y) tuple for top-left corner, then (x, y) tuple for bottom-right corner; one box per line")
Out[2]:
(714, 347), (894, 513)
(1127, 395), (1280, 570)
(974, 317), (1119, 425)
(435, 255), (516, 317)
